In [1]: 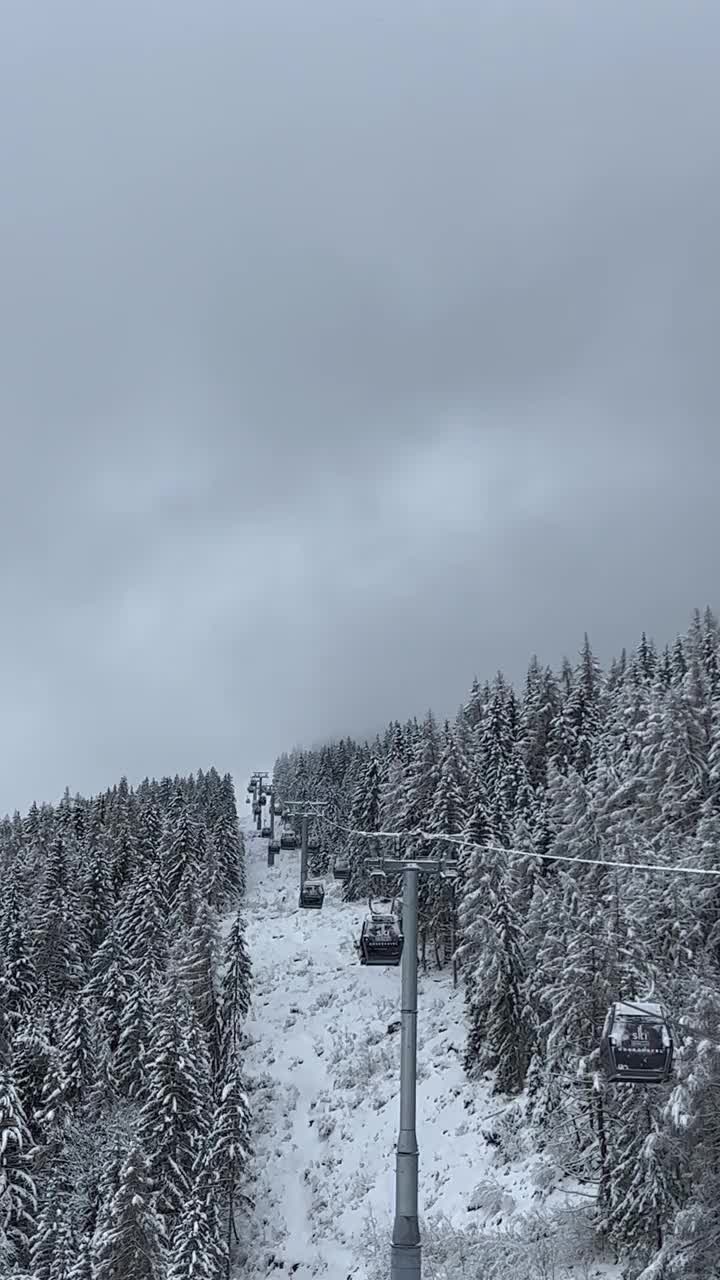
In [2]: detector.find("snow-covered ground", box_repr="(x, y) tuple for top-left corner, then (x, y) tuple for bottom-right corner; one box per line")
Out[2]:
(237, 817), (617, 1279)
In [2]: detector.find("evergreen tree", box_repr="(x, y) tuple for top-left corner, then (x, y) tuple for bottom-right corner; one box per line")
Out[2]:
(343, 756), (383, 900)
(484, 877), (529, 1094)
(50, 995), (97, 1115)
(78, 835), (114, 957)
(166, 1184), (227, 1280)
(108, 974), (152, 1102)
(201, 1060), (252, 1269)
(0, 1061), (36, 1270)
(212, 810), (245, 901)
(607, 1090), (680, 1270)
(30, 1200), (77, 1280)
(67, 1237), (94, 1280)
(2, 906), (37, 1024)
(163, 804), (200, 901)
(92, 1147), (167, 1280)
(178, 899), (222, 1072)
(400, 712), (441, 852)
(84, 926), (130, 1055)
(34, 836), (83, 1000)
(138, 979), (213, 1222)
(218, 912), (252, 1074)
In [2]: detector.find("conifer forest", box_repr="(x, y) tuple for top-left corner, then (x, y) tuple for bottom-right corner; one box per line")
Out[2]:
(3, 607), (720, 1279)
(0, 769), (252, 1279)
(273, 606), (720, 1280)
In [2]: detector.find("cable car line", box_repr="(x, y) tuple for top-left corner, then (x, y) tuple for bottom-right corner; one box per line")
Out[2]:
(325, 818), (720, 878)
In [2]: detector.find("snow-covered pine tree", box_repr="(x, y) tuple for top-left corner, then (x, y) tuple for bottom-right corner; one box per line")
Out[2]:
(83, 925), (130, 1056)
(218, 911), (252, 1075)
(108, 973), (152, 1102)
(606, 1087), (681, 1274)
(177, 898), (223, 1073)
(457, 839), (530, 1092)
(45, 994), (98, 1119)
(122, 858), (170, 980)
(1, 903), (37, 1026)
(519, 658), (560, 791)
(654, 973), (720, 1279)
(200, 1058), (252, 1271)
(33, 835), (83, 1000)
(423, 730), (467, 967)
(400, 712), (441, 857)
(109, 820), (138, 899)
(67, 1236), (94, 1280)
(379, 722), (408, 834)
(212, 809), (245, 901)
(457, 843), (511, 1075)
(343, 755), (383, 901)
(163, 802), (200, 901)
(78, 834), (114, 957)
(30, 1200), (77, 1280)
(138, 977), (213, 1222)
(166, 1186), (227, 1280)
(92, 1147), (167, 1280)
(0, 1060), (36, 1271)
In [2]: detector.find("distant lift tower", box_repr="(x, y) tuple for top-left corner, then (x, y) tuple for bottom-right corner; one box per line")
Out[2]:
(283, 799), (328, 907)
(249, 771), (269, 831)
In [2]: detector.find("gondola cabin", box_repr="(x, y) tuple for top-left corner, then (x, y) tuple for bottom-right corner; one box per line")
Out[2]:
(333, 857), (350, 882)
(600, 999), (673, 1085)
(359, 900), (403, 966)
(280, 833), (297, 850)
(268, 840), (280, 855)
(261, 826), (271, 839)
(300, 880), (324, 909)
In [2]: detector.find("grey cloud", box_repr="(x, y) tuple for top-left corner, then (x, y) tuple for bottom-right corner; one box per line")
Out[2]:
(0, 0), (718, 810)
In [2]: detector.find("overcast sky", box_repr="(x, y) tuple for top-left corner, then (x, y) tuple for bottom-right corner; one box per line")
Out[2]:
(0, 0), (718, 813)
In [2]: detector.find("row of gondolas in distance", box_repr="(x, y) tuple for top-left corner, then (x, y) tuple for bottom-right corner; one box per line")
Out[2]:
(256, 816), (404, 967)
(252, 789), (672, 1086)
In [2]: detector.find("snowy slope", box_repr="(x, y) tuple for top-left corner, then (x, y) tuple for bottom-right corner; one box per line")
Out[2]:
(237, 816), (618, 1280)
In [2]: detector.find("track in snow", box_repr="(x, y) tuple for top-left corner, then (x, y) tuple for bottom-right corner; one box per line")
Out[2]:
(238, 821), (400, 1277)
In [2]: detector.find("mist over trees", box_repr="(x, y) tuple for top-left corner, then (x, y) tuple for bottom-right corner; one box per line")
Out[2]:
(274, 606), (720, 1278)
(0, 768), (252, 1279)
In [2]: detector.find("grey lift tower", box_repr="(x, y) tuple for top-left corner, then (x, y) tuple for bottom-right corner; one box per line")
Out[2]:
(364, 845), (459, 1280)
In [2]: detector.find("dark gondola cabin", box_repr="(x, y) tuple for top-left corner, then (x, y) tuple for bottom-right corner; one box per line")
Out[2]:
(333, 857), (350, 882)
(300, 880), (324, 909)
(359, 900), (403, 966)
(280, 833), (297, 850)
(600, 999), (673, 1084)
(268, 840), (280, 855)
(261, 826), (271, 838)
